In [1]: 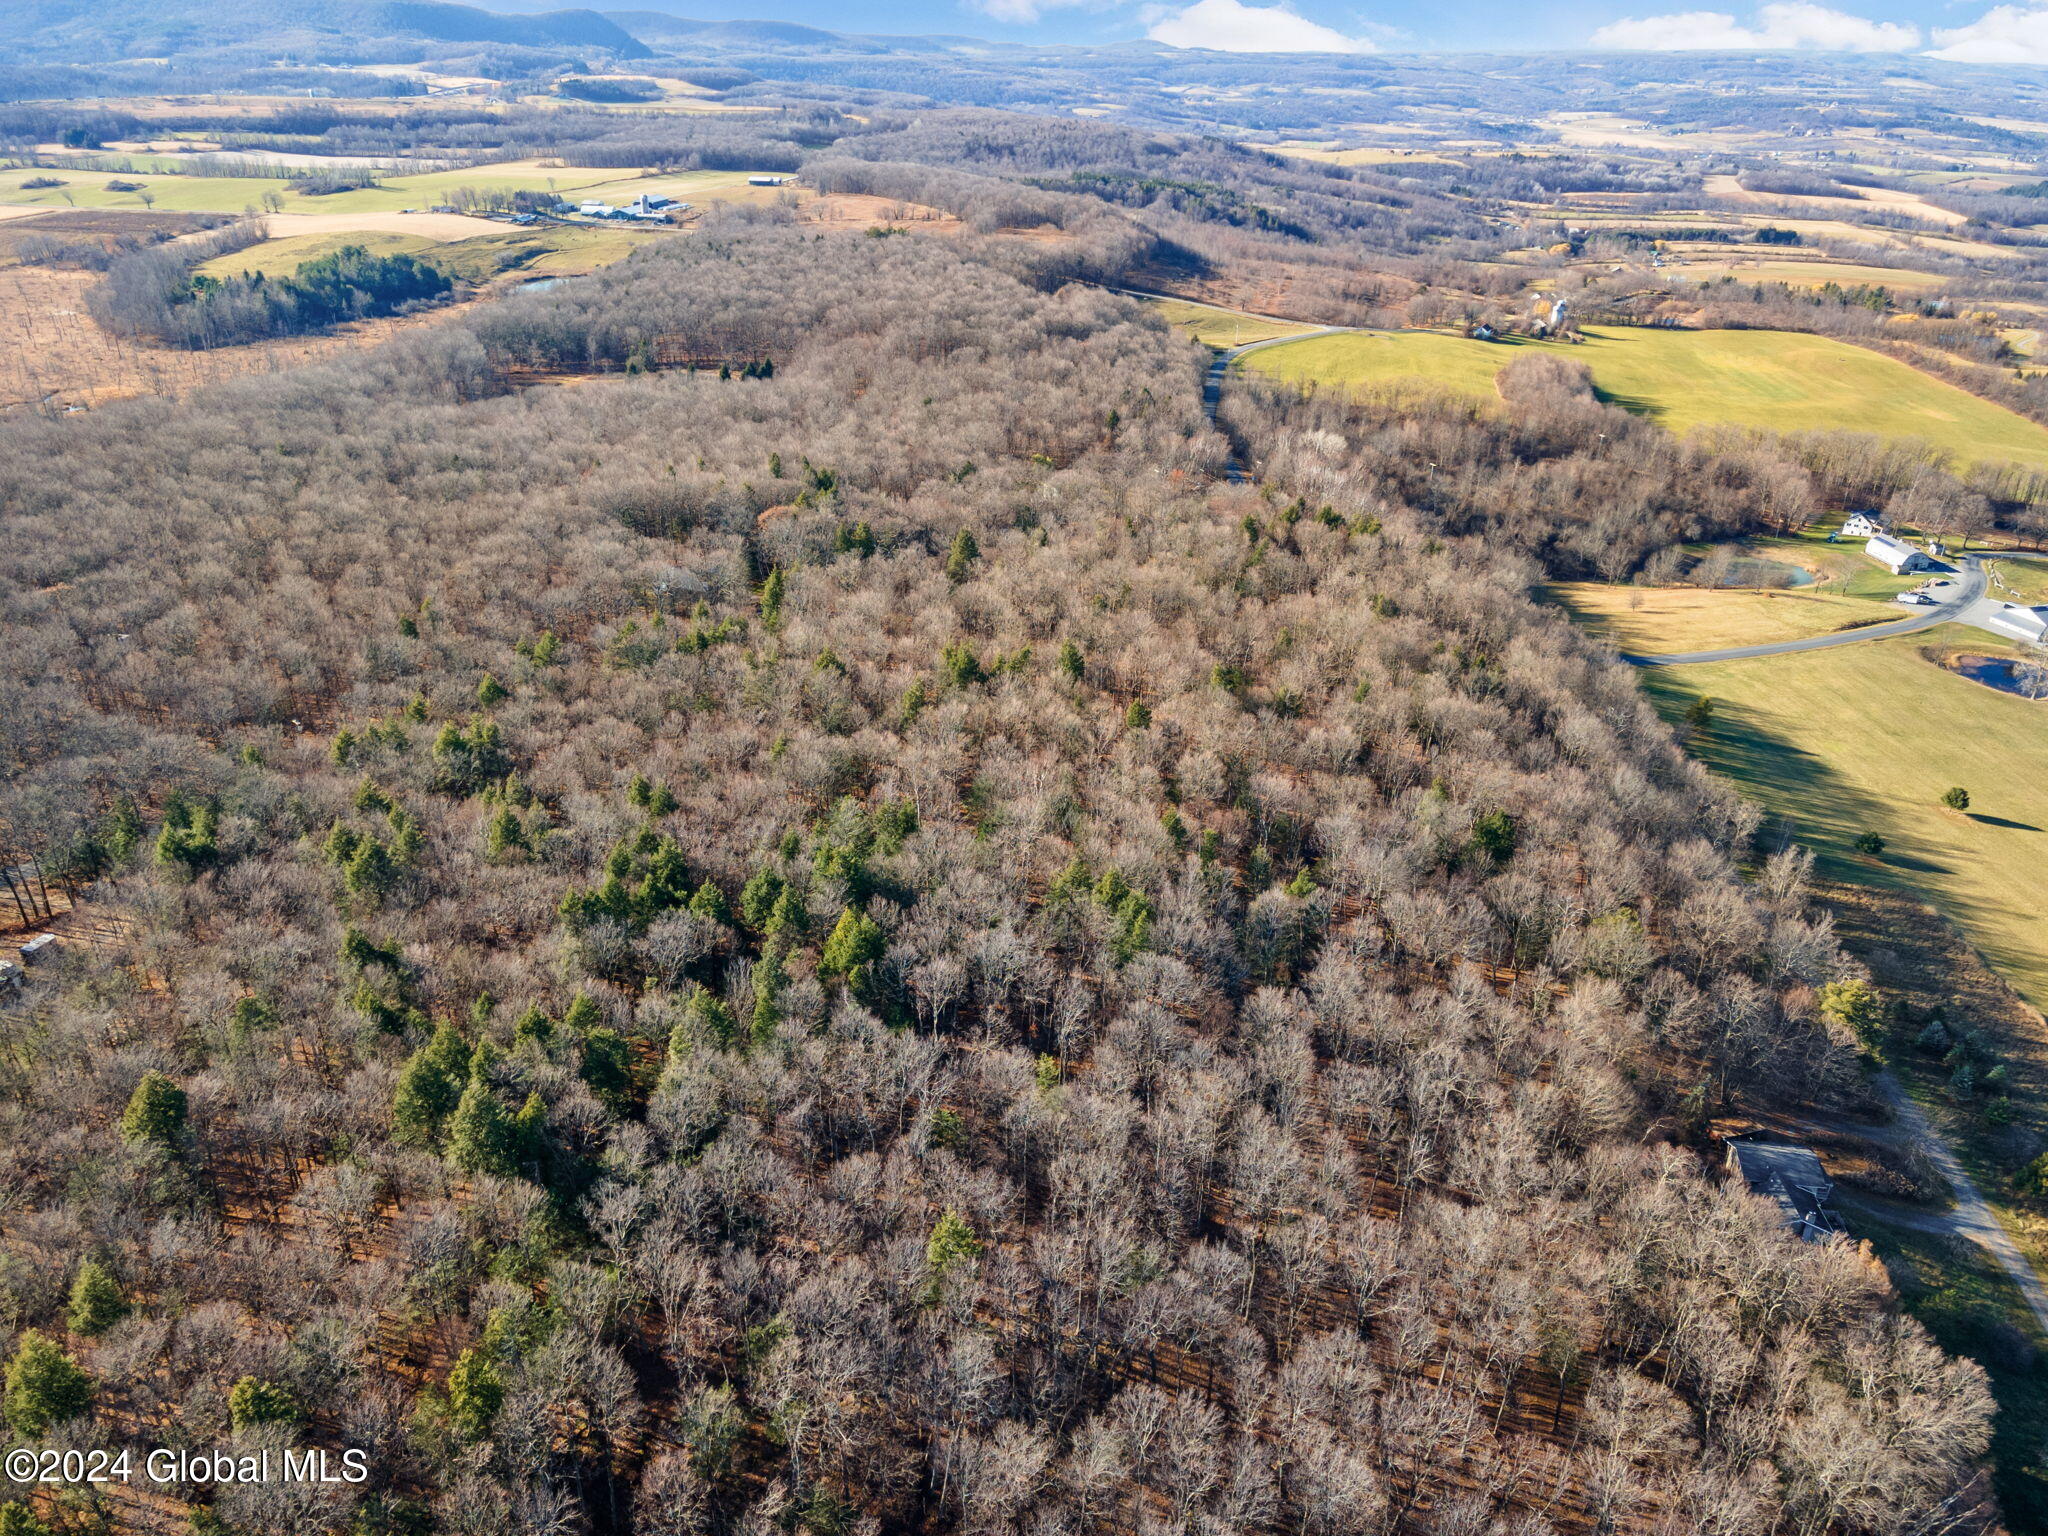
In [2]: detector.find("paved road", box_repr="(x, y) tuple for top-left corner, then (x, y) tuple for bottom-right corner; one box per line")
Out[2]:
(1624, 554), (1988, 667)
(1203, 330), (1355, 481)
(1874, 1075), (2048, 1336)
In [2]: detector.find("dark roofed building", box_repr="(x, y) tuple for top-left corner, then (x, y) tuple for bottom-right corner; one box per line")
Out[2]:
(1726, 1138), (1843, 1243)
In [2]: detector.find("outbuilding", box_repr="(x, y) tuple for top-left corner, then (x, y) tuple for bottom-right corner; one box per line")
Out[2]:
(1843, 512), (1885, 538)
(1865, 533), (1934, 574)
(1988, 603), (2048, 644)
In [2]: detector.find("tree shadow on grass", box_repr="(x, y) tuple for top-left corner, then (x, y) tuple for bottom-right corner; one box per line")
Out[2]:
(1638, 674), (1954, 881)
(1970, 814), (2042, 832)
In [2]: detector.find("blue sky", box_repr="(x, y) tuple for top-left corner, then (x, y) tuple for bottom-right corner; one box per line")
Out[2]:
(663, 0), (2048, 62)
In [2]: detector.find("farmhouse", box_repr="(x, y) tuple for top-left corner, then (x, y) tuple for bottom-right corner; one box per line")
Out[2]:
(1725, 1138), (1843, 1243)
(1842, 512), (1885, 538)
(1988, 603), (2048, 644)
(1865, 533), (1934, 574)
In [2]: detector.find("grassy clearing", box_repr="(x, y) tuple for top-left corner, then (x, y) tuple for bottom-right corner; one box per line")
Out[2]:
(1640, 627), (2048, 1012)
(1140, 296), (1319, 349)
(0, 161), (767, 217)
(1245, 325), (2048, 470)
(1840, 1205), (2048, 1527)
(1671, 259), (1948, 291)
(196, 224), (657, 283)
(1544, 582), (1886, 652)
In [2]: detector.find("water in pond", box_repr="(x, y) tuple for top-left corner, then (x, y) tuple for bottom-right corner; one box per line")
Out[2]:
(520, 276), (567, 293)
(1954, 654), (2048, 698)
(1719, 556), (1814, 588)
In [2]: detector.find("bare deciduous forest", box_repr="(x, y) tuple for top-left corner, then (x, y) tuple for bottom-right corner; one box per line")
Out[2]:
(0, 207), (2001, 1536)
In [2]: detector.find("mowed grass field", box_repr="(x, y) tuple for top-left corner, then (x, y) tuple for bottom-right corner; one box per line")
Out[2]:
(195, 224), (658, 283)
(1641, 629), (2048, 1011)
(1245, 325), (2048, 469)
(0, 160), (770, 217)
(1140, 296), (1319, 349)
(1545, 583), (1887, 651)
(1671, 258), (1949, 291)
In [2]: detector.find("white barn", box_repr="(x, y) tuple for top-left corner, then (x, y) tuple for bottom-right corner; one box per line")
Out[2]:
(1866, 533), (1934, 575)
(1843, 512), (1885, 538)
(1988, 604), (2048, 644)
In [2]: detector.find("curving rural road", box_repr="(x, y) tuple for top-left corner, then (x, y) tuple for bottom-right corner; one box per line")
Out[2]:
(1624, 555), (1989, 667)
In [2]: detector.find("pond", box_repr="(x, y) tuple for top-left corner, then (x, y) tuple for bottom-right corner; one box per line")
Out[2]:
(1951, 654), (2048, 699)
(519, 275), (569, 293)
(1717, 555), (1816, 588)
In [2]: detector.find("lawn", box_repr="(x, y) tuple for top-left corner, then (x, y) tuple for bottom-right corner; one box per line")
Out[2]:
(1640, 627), (2048, 1013)
(1544, 582), (1887, 652)
(0, 160), (768, 218)
(1140, 296), (1320, 349)
(1244, 325), (2048, 470)
(1838, 1205), (2048, 1528)
(1984, 556), (2048, 605)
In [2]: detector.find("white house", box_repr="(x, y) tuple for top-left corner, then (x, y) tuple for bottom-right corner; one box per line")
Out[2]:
(1842, 512), (1885, 538)
(1988, 603), (2048, 644)
(748, 175), (789, 187)
(1865, 533), (1934, 575)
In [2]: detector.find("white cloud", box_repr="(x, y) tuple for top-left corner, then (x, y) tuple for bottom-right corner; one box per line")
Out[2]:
(1145, 0), (1377, 52)
(1928, 5), (2048, 62)
(1590, 1), (1919, 49)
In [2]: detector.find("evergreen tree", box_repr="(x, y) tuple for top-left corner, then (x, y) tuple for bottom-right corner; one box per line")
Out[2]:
(228, 1376), (301, 1431)
(944, 528), (980, 583)
(446, 1348), (504, 1441)
(688, 880), (733, 925)
(1819, 978), (1886, 1049)
(105, 795), (144, 863)
(759, 567), (786, 629)
(819, 906), (885, 980)
(581, 1028), (633, 1111)
(445, 1079), (515, 1178)
(1124, 700), (1152, 730)
(739, 867), (786, 931)
(66, 1259), (124, 1337)
(343, 838), (399, 903)
(3, 1333), (92, 1436)
(393, 1045), (460, 1147)
(120, 1072), (186, 1149)
(475, 673), (508, 709)
(0, 1501), (52, 1536)
(512, 1092), (549, 1177)
(1056, 639), (1084, 682)
(925, 1209), (981, 1286)
(485, 806), (527, 861)
(562, 993), (604, 1034)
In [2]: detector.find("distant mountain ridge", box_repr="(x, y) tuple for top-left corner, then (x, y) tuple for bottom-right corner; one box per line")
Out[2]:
(0, 0), (650, 61)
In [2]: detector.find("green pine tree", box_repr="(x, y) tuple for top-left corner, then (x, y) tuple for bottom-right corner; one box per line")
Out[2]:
(445, 1348), (504, 1441)
(66, 1260), (125, 1337)
(475, 673), (508, 709)
(120, 1072), (186, 1149)
(0, 1500), (52, 1536)
(1056, 640), (1084, 682)
(3, 1332), (92, 1436)
(393, 1047), (460, 1147)
(819, 906), (885, 980)
(944, 528), (980, 583)
(445, 1080), (515, 1178)
(925, 1209), (981, 1279)
(228, 1376), (301, 1432)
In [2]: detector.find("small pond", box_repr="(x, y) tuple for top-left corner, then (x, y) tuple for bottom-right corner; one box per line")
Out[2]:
(1951, 654), (2048, 699)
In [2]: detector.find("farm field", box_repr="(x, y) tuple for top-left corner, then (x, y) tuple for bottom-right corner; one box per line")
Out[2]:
(0, 263), (474, 415)
(1640, 627), (2048, 1013)
(1244, 325), (2048, 469)
(196, 222), (662, 282)
(1670, 257), (1948, 291)
(1985, 556), (2048, 604)
(1139, 295), (1320, 348)
(1544, 581), (1887, 652)
(0, 160), (774, 217)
